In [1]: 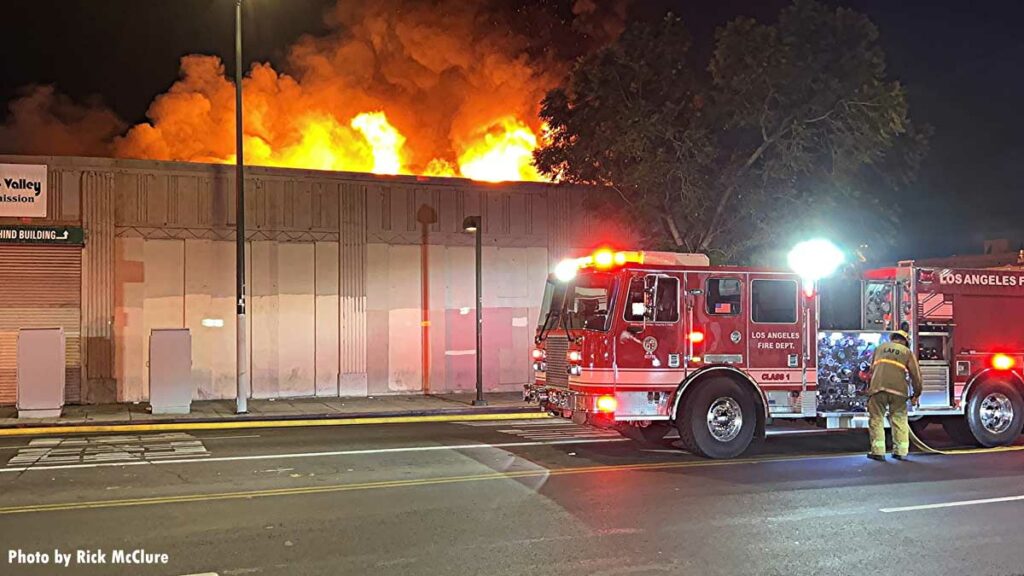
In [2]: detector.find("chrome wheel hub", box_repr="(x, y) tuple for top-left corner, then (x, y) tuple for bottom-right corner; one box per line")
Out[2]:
(707, 397), (743, 442)
(979, 392), (1014, 435)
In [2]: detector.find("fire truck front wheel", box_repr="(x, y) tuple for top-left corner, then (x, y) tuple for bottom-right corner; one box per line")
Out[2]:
(677, 378), (757, 459)
(965, 380), (1024, 447)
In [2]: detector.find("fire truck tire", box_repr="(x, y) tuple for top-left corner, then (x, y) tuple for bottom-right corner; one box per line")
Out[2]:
(965, 380), (1024, 447)
(940, 417), (980, 447)
(677, 378), (757, 459)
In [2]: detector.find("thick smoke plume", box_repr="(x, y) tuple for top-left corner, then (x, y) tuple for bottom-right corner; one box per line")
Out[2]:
(0, 86), (124, 157)
(0, 0), (630, 182)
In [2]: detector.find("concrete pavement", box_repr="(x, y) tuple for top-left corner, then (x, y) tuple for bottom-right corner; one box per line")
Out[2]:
(0, 419), (1022, 575)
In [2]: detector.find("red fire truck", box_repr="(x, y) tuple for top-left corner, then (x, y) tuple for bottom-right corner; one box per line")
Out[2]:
(524, 248), (1024, 459)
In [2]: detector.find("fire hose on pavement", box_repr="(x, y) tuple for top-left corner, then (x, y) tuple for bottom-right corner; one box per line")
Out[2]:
(908, 425), (1024, 456)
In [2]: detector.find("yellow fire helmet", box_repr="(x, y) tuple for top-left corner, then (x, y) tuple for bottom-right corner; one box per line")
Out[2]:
(891, 330), (911, 342)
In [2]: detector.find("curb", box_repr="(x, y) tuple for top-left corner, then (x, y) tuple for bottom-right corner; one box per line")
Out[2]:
(0, 408), (550, 437)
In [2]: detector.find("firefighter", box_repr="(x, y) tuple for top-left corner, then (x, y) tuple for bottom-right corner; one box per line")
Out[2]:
(866, 330), (923, 461)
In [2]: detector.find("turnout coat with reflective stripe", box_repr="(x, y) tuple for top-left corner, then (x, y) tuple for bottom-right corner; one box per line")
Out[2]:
(867, 341), (924, 398)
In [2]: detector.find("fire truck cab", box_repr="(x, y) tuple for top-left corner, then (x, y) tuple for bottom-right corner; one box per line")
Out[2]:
(525, 249), (1024, 459)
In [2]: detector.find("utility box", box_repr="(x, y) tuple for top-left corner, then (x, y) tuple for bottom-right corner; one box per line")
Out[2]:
(149, 329), (193, 415)
(17, 328), (65, 418)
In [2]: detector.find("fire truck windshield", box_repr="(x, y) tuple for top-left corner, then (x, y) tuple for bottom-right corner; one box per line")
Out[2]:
(537, 279), (567, 334)
(564, 273), (616, 331)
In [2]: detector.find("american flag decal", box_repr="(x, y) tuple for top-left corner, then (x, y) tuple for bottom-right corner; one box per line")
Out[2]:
(715, 302), (732, 314)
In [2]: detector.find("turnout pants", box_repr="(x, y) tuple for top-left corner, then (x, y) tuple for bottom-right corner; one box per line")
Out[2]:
(868, 391), (910, 457)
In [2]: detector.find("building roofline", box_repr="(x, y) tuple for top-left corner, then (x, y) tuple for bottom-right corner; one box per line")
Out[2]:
(0, 154), (583, 192)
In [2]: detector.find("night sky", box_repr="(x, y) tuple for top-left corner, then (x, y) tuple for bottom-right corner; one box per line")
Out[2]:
(2, 0), (1022, 261)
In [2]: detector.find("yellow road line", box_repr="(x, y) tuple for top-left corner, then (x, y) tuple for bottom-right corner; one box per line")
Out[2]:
(0, 451), (863, 516)
(0, 411), (551, 438)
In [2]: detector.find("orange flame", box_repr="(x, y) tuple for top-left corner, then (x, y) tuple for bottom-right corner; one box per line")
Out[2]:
(350, 111), (405, 175)
(106, 0), (568, 183)
(1, 0), (632, 180)
(457, 117), (542, 182)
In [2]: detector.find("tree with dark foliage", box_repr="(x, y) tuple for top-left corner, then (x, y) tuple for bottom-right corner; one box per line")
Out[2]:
(534, 0), (928, 263)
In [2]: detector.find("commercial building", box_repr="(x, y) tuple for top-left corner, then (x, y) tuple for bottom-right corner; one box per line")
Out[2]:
(0, 156), (624, 406)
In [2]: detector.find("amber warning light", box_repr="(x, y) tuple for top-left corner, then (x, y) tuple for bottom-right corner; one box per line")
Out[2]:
(992, 354), (1015, 371)
(593, 249), (615, 268)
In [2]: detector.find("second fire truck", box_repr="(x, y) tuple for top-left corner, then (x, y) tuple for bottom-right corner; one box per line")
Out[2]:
(525, 248), (1024, 459)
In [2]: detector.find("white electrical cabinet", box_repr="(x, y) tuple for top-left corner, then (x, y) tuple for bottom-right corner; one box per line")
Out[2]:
(17, 328), (65, 418)
(149, 329), (193, 415)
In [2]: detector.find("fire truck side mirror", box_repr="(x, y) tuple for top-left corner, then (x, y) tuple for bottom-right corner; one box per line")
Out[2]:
(626, 325), (645, 335)
(631, 302), (647, 318)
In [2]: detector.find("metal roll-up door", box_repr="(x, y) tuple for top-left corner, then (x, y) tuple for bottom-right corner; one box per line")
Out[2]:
(0, 245), (82, 405)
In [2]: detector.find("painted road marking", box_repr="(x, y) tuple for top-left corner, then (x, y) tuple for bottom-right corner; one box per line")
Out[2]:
(765, 428), (848, 436)
(0, 437), (629, 474)
(468, 418), (623, 442)
(0, 433), (257, 451)
(880, 494), (1024, 513)
(456, 419), (572, 427)
(0, 452), (867, 516)
(0, 412), (551, 437)
(5, 433), (209, 467)
(499, 426), (619, 434)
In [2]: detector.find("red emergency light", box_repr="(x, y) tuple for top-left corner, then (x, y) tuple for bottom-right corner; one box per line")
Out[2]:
(567, 350), (582, 363)
(596, 395), (617, 413)
(563, 249), (709, 279)
(531, 348), (545, 361)
(992, 354), (1015, 371)
(688, 331), (705, 344)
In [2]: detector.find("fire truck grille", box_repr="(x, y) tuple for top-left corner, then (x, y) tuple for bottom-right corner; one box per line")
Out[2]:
(544, 336), (569, 388)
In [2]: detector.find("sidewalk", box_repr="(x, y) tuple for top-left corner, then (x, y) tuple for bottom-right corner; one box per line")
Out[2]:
(0, 392), (545, 435)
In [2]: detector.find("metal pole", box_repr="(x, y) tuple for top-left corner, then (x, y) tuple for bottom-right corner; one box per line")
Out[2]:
(235, 0), (249, 414)
(473, 221), (486, 406)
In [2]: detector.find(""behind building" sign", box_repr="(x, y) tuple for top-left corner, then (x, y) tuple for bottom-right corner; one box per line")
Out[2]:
(0, 163), (47, 218)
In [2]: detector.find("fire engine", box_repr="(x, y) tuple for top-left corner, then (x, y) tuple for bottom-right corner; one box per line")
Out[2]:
(524, 248), (1024, 459)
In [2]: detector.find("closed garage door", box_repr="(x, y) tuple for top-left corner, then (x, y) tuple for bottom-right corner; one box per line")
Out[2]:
(0, 246), (82, 405)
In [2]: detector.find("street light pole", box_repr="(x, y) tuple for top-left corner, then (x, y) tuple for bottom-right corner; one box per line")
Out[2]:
(463, 216), (486, 406)
(235, 0), (249, 414)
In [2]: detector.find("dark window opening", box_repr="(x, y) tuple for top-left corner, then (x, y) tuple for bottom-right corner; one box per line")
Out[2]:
(624, 275), (679, 323)
(706, 278), (742, 316)
(751, 279), (798, 323)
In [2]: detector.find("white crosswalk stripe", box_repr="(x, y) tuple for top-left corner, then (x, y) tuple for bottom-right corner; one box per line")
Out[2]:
(457, 419), (622, 441)
(5, 432), (210, 467)
(456, 419), (576, 427)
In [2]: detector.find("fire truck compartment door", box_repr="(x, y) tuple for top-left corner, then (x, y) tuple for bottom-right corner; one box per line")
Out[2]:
(619, 273), (684, 373)
(690, 273), (746, 366)
(746, 275), (804, 377)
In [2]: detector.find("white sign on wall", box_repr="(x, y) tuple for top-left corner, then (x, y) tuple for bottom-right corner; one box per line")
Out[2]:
(0, 164), (47, 218)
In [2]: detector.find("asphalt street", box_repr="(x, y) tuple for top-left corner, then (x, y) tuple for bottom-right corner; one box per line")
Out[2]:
(0, 418), (1022, 576)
